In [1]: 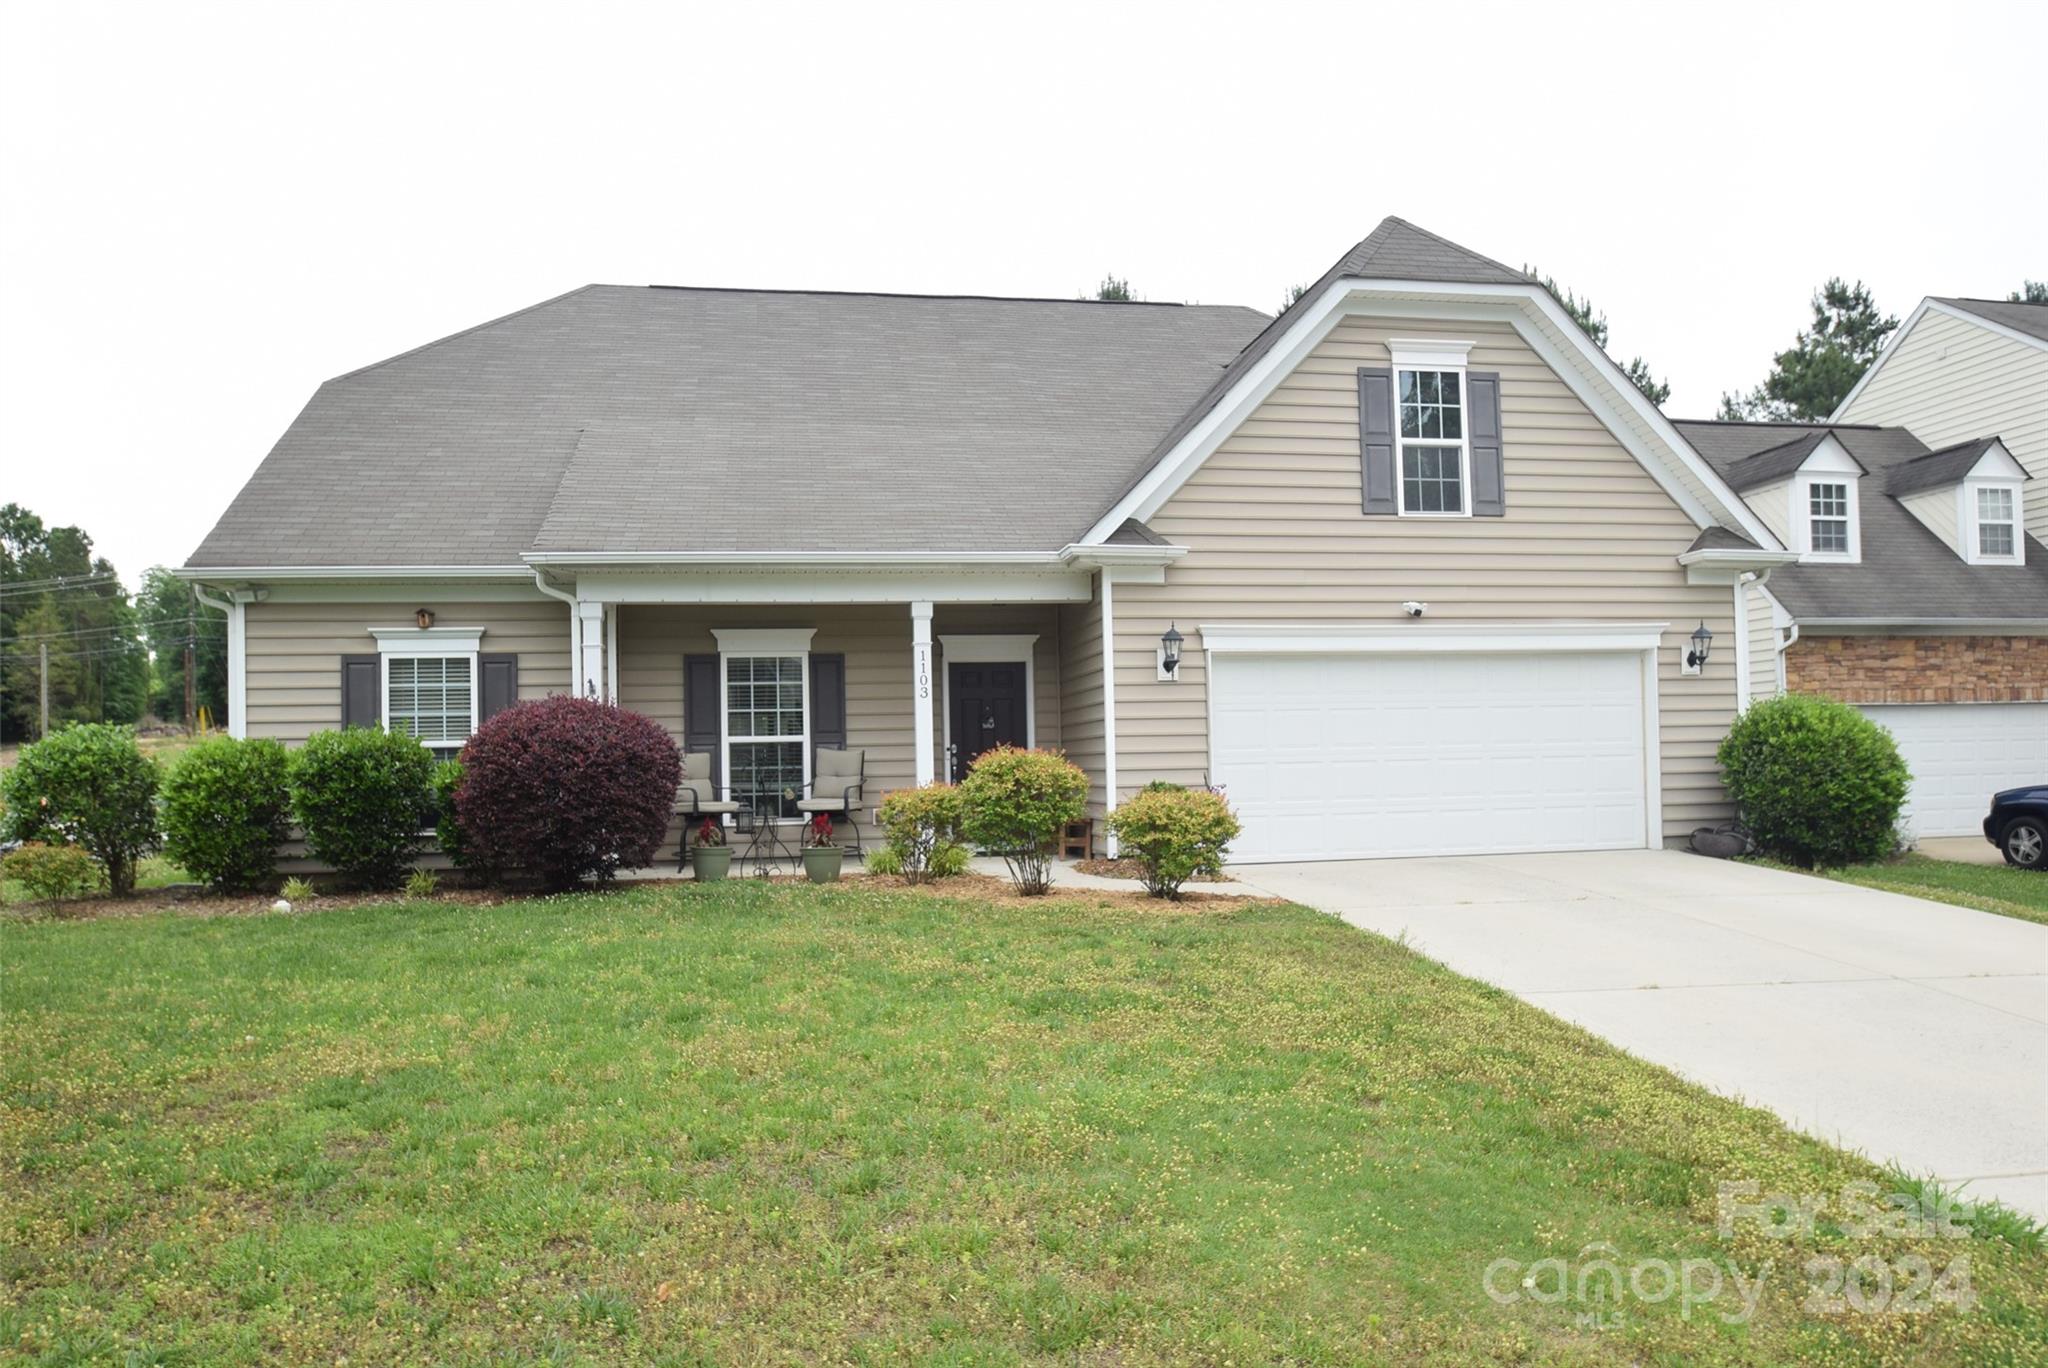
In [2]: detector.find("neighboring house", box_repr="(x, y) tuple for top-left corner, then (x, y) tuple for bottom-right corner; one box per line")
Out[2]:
(1834, 295), (2048, 540)
(181, 217), (1792, 865)
(1675, 419), (2048, 839)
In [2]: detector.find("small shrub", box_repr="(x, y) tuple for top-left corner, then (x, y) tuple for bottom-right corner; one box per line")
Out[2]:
(455, 696), (681, 891)
(1106, 787), (1242, 899)
(928, 841), (971, 879)
(1141, 779), (1184, 795)
(1717, 693), (1909, 868)
(958, 746), (1090, 896)
(431, 759), (494, 884)
(865, 845), (903, 876)
(404, 868), (440, 898)
(160, 735), (291, 891)
(875, 784), (967, 884)
(0, 723), (160, 895)
(288, 727), (438, 889)
(280, 876), (316, 903)
(2, 842), (102, 902)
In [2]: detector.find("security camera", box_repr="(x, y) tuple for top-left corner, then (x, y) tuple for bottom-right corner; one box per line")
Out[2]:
(1401, 601), (1428, 618)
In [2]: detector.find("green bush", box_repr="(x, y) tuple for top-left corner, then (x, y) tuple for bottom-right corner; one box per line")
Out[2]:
(2, 842), (102, 902)
(0, 723), (160, 895)
(288, 728), (438, 889)
(875, 784), (968, 884)
(279, 876), (316, 903)
(160, 735), (291, 891)
(430, 759), (493, 884)
(958, 746), (1090, 896)
(404, 868), (440, 898)
(1106, 786), (1242, 899)
(1717, 693), (1909, 868)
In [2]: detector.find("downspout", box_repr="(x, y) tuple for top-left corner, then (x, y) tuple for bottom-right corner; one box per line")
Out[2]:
(1099, 570), (1118, 857)
(1733, 573), (1754, 713)
(191, 583), (245, 739)
(531, 568), (579, 689)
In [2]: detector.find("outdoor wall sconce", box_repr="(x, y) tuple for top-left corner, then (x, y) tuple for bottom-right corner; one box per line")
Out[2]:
(1683, 620), (1713, 675)
(1157, 623), (1185, 681)
(414, 607), (435, 629)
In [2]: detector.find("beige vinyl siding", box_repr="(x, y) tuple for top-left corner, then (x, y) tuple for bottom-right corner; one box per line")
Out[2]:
(1839, 307), (2048, 537)
(1744, 478), (1793, 548)
(243, 595), (570, 744)
(1899, 484), (1963, 556)
(1114, 314), (1743, 841)
(1744, 580), (1782, 702)
(617, 603), (1062, 860)
(1057, 583), (1108, 817)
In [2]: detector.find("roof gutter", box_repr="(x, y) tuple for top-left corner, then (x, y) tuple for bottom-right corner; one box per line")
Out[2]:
(172, 564), (532, 581)
(1676, 546), (1800, 585)
(1794, 617), (2048, 633)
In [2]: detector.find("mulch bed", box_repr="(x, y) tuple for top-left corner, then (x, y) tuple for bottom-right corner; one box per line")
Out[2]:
(1073, 858), (1233, 884)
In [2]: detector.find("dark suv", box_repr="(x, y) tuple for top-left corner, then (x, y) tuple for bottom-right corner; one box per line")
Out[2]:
(1985, 785), (2048, 870)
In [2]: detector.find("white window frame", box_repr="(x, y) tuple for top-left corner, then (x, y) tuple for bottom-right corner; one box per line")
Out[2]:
(369, 625), (484, 756)
(1962, 480), (2024, 565)
(711, 627), (816, 822)
(1390, 341), (1475, 520)
(1789, 473), (1860, 563)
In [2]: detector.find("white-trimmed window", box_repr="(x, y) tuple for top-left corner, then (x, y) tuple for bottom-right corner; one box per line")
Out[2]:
(1396, 369), (1468, 516)
(711, 627), (817, 821)
(1975, 485), (2018, 560)
(370, 626), (484, 762)
(387, 655), (476, 761)
(1807, 481), (1851, 555)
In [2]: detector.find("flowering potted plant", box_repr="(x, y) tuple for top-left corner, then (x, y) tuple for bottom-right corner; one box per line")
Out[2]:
(690, 817), (731, 882)
(800, 812), (842, 884)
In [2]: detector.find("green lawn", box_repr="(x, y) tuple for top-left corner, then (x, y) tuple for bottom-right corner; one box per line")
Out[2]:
(1808, 854), (2048, 926)
(4, 882), (2043, 1365)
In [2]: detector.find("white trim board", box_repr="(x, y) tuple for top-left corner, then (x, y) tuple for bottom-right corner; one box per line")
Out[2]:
(369, 625), (487, 654)
(1081, 279), (1780, 551)
(1196, 621), (1670, 655)
(937, 634), (1039, 776)
(710, 627), (818, 654)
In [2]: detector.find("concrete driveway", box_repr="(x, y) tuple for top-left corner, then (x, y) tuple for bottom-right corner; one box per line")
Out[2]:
(1231, 850), (2048, 1220)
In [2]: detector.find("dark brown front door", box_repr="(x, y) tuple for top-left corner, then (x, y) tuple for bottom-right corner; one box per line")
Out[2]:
(949, 662), (1027, 780)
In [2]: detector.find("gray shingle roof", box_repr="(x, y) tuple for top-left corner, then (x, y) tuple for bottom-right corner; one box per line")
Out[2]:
(1883, 437), (2009, 497)
(1685, 526), (1761, 553)
(1675, 420), (2048, 622)
(1104, 518), (1172, 546)
(1718, 431), (1864, 491)
(1935, 297), (2048, 345)
(187, 285), (1266, 566)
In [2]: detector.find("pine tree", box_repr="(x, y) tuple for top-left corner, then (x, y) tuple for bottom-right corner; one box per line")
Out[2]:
(1719, 279), (1898, 421)
(1524, 267), (1671, 406)
(2012, 281), (2048, 304)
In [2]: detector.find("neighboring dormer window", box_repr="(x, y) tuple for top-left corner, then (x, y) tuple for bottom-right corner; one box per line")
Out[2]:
(1976, 486), (2018, 559)
(1809, 483), (1851, 554)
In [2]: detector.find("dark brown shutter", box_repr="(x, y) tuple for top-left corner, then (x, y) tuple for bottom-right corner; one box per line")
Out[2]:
(810, 653), (847, 764)
(1468, 370), (1506, 517)
(684, 653), (722, 787)
(1358, 367), (1397, 515)
(341, 654), (381, 728)
(479, 653), (519, 722)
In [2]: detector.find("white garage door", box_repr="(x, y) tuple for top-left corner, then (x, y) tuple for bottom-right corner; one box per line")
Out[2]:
(1210, 651), (1649, 863)
(1859, 703), (2048, 839)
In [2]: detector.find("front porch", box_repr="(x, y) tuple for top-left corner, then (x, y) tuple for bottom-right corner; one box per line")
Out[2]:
(560, 596), (1093, 864)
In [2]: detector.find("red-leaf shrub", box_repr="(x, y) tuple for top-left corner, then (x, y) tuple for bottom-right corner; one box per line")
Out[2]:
(454, 696), (681, 890)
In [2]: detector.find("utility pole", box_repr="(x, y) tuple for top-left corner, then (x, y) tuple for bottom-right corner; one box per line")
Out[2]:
(184, 613), (196, 732)
(39, 642), (50, 739)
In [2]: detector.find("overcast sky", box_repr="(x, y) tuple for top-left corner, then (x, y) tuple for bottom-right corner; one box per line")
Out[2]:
(6, 0), (2043, 582)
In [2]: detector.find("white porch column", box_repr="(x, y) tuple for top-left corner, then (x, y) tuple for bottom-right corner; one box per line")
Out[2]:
(576, 599), (606, 699)
(1099, 572), (1118, 856)
(911, 600), (935, 784)
(605, 603), (621, 703)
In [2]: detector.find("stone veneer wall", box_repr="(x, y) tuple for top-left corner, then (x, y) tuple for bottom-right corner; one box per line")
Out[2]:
(1785, 635), (2048, 704)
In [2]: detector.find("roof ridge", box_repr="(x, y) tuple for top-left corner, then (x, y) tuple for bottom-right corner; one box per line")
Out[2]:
(1938, 295), (2048, 307)
(1372, 216), (1532, 283)
(334, 284), (603, 382)
(642, 283), (1260, 311)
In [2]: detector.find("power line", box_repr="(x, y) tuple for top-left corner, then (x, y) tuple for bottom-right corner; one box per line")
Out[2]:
(0, 571), (122, 596)
(0, 612), (227, 645)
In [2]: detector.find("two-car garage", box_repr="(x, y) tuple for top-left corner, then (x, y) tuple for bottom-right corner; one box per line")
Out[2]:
(1204, 625), (1663, 863)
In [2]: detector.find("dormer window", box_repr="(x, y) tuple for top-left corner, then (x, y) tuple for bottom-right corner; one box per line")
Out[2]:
(1976, 487), (2017, 558)
(1808, 482), (1851, 555)
(1792, 466), (1860, 563)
